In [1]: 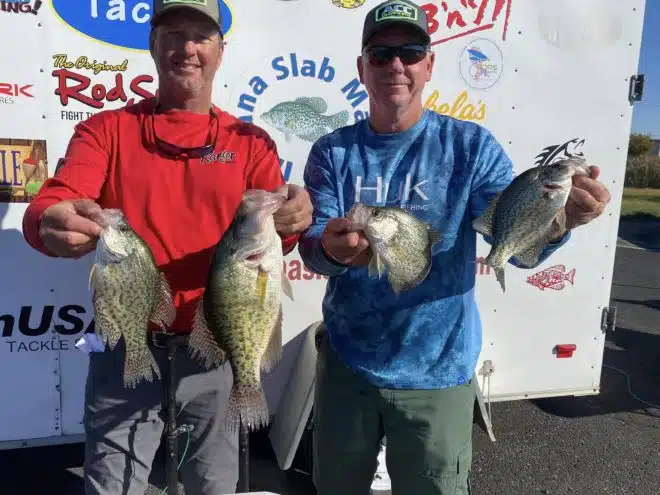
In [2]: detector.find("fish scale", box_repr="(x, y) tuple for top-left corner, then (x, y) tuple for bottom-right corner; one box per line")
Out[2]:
(472, 158), (591, 292)
(189, 189), (294, 433)
(89, 208), (175, 389)
(347, 203), (442, 295)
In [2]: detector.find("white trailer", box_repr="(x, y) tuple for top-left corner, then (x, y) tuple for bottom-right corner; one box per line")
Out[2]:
(0, 0), (647, 481)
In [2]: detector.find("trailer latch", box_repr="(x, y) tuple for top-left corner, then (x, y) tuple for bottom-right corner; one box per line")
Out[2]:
(601, 306), (617, 333)
(628, 74), (645, 104)
(554, 344), (577, 358)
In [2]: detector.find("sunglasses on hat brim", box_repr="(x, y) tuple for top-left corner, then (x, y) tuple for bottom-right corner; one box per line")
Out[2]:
(363, 44), (430, 67)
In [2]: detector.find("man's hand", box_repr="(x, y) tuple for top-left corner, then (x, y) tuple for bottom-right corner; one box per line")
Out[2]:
(550, 165), (611, 241)
(565, 165), (611, 230)
(274, 184), (313, 237)
(321, 218), (372, 267)
(39, 199), (105, 258)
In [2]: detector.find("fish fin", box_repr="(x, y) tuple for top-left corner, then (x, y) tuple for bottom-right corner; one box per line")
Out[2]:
(300, 130), (325, 142)
(484, 250), (506, 293)
(428, 227), (443, 248)
(514, 239), (547, 268)
(122, 346), (161, 389)
(256, 267), (269, 307)
(472, 192), (501, 237)
(553, 207), (567, 234)
(295, 96), (328, 113)
(565, 268), (576, 285)
(368, 252), (385, 279)
(188, 297), (226, 369)
(494, 266), (506, 292)
(225, 383), (270, 434)
(327, 110), (350, 130)
(284, 132), (292, 143)
(88, 264), (97, 291)
(261, 306), (283, 373)
(149, 272), (176, 330)
(281, 270), (294, 301)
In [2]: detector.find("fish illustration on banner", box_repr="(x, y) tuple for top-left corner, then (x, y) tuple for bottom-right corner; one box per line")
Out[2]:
(527, 265), (576, 291)
(260, 96), (349, 143)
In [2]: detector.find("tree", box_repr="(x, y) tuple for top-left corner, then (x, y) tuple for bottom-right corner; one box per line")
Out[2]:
(628, 133), (655, 157)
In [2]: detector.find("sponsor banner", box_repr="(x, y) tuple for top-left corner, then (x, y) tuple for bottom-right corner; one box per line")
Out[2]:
(0, 138), (49, 203)
(0, 82), (35, 105)
(421, 0), (513, 46)
(229, 50), (370, 185)
(0, 304), (94, 354)
(0, 0), (43, 15)
(423, 88), (487, 123)
(51, 53), (156, 121)
(50, 0), (234, 51)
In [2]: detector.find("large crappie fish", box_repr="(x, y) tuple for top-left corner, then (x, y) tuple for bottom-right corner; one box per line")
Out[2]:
(189, 188), (294, 432)
(88, 208), (175, 388)
(347, 203), (442, 295)
(472, 158), (591, 292)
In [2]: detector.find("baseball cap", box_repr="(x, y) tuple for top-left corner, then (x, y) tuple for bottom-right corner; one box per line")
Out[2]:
(362, 0), (431, 48)
(151, 0), (223, 35)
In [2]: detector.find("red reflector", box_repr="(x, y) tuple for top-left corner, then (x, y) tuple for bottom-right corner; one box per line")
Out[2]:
(555, 344), (577, 358)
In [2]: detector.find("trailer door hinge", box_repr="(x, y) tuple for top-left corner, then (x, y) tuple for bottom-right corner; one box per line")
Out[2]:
(628, 74), (645, 104)
(601, 306), (617, 332)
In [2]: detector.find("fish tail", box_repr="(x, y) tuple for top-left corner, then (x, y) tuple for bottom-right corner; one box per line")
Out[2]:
(123, 347), (161, 389)
(565, 268), (576, 285)
(328, 110), (349, 129)
(225, 383), (270, 433)
(485, 250), (507, 293)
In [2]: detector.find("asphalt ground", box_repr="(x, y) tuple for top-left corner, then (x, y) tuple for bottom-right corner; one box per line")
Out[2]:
(0, 218), (658, 495)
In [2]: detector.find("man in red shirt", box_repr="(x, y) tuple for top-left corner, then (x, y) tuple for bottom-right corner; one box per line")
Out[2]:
(21, 1), (312, 494)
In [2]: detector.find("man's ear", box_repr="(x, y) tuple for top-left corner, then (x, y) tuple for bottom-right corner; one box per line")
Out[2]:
(357, 55), (364, 83)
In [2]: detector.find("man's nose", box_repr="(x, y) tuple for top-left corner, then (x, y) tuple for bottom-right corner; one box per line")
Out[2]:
(182, 39), (197, 56)
(388, 56), (405, 73)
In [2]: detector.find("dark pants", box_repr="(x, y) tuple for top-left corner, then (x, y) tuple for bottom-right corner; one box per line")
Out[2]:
(313, 331), (476, 495)
(82, 340), (238, 495)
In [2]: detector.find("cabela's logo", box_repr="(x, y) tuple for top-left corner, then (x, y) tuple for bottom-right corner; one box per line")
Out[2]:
(52, 53), (157, 121)
(231, 51), (370, 184)
(423, 89), (487, 123)
(51, 0), (233, 51)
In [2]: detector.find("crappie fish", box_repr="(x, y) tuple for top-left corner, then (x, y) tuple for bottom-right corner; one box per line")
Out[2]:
(88, 209), (175, 388)
(189, 189), (294, 432)
(260, 96), (349, 143)
(472, 158), (591, 292)
(347, 203), (442, 295)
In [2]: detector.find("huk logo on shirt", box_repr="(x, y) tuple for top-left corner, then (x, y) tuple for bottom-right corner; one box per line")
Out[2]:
(201, 150), (236, 164)
(354, 173), (430, 211)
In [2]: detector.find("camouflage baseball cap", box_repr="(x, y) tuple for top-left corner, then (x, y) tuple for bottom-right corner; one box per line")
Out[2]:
(151, 0), (223, 35)
(362, 0), (431, 48)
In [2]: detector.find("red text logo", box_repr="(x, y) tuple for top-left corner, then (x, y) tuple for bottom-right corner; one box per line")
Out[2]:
(0, 83), (33, 98)
(52, 54), (156, 112)
(421, 0), (513, 46)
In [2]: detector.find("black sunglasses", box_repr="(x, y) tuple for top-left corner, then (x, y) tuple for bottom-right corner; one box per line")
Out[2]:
(152, 102), (219, 158)
(363, 43), (430, 67)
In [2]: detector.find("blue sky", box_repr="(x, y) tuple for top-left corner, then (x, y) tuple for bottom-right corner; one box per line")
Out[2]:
(632, 1), (660, 138)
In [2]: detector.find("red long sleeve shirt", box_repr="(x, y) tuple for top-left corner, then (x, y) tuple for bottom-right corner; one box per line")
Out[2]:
(22, 97), (299, 334)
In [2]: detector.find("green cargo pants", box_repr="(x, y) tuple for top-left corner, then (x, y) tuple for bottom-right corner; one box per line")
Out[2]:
(312, 331), (476, 495)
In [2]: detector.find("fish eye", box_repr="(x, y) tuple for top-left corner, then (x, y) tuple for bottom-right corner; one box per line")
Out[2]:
(373, 210), (380, 217)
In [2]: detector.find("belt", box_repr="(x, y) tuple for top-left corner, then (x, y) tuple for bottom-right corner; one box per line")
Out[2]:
(150, 330), (190, 349)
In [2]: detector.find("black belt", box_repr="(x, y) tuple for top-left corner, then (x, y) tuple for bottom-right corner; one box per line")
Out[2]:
(150, 331), (190, 349)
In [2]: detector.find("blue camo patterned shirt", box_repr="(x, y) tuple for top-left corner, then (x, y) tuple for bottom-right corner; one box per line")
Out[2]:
(298, 110), (570, 390)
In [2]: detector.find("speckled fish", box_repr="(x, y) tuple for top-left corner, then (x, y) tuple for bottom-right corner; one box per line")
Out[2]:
(88, 209), (175, 388)
(260, 96), (349, 143)
(472, 158), (591, 292)
(347, 203), (442, 295)
(189, 189), (294, 432)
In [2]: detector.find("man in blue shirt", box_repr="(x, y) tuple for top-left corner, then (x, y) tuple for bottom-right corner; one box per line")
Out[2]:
(299, 1), (611, 493)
